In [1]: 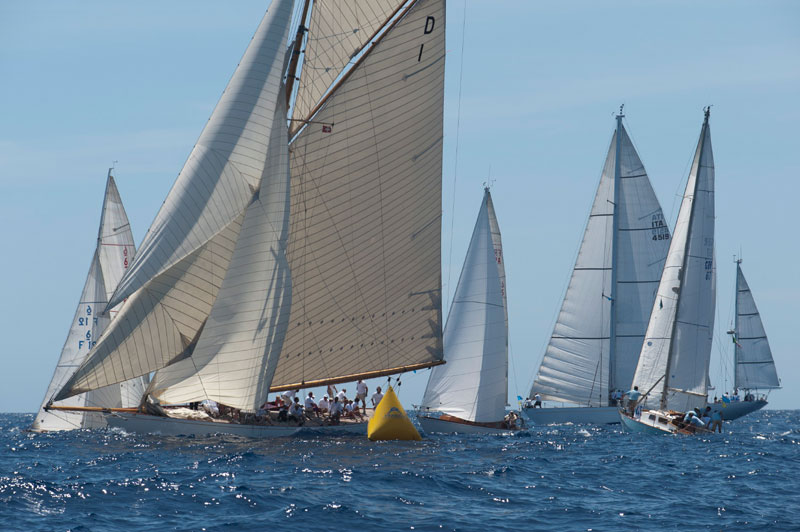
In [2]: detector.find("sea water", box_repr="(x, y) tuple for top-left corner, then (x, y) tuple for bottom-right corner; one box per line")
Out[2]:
(1, 410), (798, 531)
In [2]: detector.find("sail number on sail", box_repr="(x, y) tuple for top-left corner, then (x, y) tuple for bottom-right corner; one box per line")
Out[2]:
(651, 213), (670, 241)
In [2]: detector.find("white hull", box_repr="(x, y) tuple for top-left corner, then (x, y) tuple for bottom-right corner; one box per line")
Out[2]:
(522, 406), (620, 425)
(105, 412), (366, 438)
(417, 416), (513, 434)
(619, 410), (676, 434)
(709, 400), (767, 421)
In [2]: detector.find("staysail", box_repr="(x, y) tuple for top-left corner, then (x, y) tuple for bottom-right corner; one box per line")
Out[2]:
(420, 189), (507, 423)
(632, 109), (716, 412)
(32, 173), (146, 431)
(55, 0), (446, 412)
(734, 261), (780, 390)
(531, 115), (670, 406)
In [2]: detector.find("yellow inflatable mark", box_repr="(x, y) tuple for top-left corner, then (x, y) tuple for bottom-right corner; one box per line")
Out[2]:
(367, 386), (422, 441)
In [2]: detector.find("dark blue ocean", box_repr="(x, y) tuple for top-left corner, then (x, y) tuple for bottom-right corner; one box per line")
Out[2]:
(1, 411), (798, 531)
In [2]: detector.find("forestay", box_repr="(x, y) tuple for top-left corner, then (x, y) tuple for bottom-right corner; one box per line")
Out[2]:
(734, 263), (780, 389)
(633, 111), (716, 412)
(531, 122), (669, 406)
(421, 189), (507, 423)
(33, 174), (146, 431)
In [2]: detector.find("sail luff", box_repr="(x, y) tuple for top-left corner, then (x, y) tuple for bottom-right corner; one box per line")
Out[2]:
(608, 112), (623, 391)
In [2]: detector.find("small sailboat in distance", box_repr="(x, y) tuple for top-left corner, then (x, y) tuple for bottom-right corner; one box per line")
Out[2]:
(32, 170), (148, 432)
(621, 108), (716, 435)
(418, 188), (521, 433)
(708, 257), (781, 420)
(524, 107), (670, 425)
(47, 0), (447, 437)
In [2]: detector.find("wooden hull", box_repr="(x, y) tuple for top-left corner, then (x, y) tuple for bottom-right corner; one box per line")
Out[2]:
(105, 411), (366, 438)
(708, 399), (767, 421)
(417, 415), (518, 434)
(522, 406), (620, 425)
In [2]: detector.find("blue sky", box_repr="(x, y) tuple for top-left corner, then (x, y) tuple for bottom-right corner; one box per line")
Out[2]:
(1, 1), (798, 412)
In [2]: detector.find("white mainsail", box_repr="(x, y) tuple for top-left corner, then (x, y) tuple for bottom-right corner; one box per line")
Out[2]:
(531, 115), (670, 406)
(55, 0), (446, 412)
(632, 109), (716, 412)
(32, 173), (147, 431)
(421, 189), (507, 423)
(734, 261), (780, 390)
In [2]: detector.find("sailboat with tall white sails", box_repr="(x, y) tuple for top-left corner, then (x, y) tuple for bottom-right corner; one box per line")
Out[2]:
(32, 170), (148, 432)
(418, 188), (520, 434)
(524, 109), (671, 425)
(46, 0), (447, 437)
(708, 258), (781, 420)
(620, 108), (716, 435)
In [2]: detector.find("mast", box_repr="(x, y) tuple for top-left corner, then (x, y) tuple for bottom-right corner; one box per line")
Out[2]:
(285, 0), (312, 109)
(659, 106), (711, 410)
(608, 105), (623, 401)
(734, 256), (742, 388)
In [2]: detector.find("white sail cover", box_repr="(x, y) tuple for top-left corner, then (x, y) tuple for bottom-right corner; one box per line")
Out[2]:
(291, 0), (401, 127)
(32, 175), (146, 431)
(633, 113), (715, 412)
(531, 123), (669, 406)
(270, 0), (446, 390)
(735, 263), (780, 389)
(54, 0), (294, 401)
(421, 190), (507, 422)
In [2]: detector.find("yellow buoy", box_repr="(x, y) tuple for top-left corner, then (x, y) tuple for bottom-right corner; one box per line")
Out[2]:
(367, 386), (422, 441)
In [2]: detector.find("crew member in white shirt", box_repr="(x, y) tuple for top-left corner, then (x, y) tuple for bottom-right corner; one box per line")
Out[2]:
(329, 397), (343, 423)
(318, 395), (330, 414)
(337, 388), (348, 403)
(304, 392), (320, 417)
(288, 397), (304, 425)
(356, 379), (368, 411)
(371, 386), (384, 407)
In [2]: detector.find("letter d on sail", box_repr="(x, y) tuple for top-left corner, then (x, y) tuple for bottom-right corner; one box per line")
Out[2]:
(424, 16), (435, 34)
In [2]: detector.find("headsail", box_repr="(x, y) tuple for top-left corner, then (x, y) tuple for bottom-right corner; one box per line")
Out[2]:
(531, 118), (669, 406)
(32, 173), (146, 431)
(632, 109), (716, 412)
(421, 189), (507, 423)
(55, 0), (446, 411)
(54, 0), (295, 401)
(734, 261), (780, 390)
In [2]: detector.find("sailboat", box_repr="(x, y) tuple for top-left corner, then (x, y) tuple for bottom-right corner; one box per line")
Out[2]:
(32, 170), (148, 432)
(524, 108), (671, 425)
(708, 258), (781, 420)
(46, 0), (447, 437)
(620, 108), (716, 435)
(418, 188), (520, 434)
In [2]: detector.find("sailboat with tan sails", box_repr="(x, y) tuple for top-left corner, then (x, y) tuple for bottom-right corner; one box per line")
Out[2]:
(46, 0), (448, 437)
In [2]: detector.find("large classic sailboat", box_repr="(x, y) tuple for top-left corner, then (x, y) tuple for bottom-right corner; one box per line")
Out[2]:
(418, 188), (520, 434)
(32, 171), (148, 432)
(708, 258), (781, 420)
(47, 0), (447, 437)
(524, 109), (670, 425)
(620, 108), (716, 435)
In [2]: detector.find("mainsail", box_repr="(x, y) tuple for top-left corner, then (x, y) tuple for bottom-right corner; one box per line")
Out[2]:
(32, 172), (147, 431)
(55, 0), (445, 412)
(733, 261), (780, 390)
(531, 113), (670, 406)
(632, 109), (716, 412)
(421, 189), (507, 423)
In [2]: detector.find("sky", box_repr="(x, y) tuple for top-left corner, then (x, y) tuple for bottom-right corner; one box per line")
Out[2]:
(1, 1), (798, 413)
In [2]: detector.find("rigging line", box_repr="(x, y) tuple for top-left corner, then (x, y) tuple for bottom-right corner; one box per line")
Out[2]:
(445, 0), (467, 309)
